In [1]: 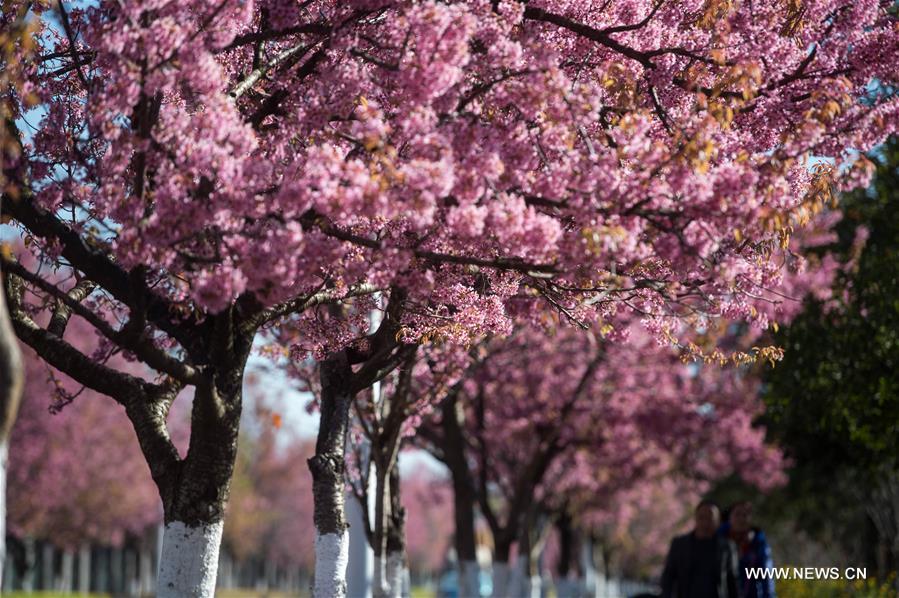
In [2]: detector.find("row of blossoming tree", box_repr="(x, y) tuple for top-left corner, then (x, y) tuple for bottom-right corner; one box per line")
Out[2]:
(1, 0), (897, 595)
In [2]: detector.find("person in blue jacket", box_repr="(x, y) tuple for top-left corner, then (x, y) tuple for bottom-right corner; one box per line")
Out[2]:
(719, 501), (776, 598)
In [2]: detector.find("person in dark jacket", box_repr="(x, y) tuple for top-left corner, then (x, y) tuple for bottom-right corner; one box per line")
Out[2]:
(661, 500), (739, 598)
(719, 501), (776, 598)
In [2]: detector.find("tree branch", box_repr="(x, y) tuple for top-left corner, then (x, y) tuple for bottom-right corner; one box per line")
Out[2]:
(3, 257), (200, 383)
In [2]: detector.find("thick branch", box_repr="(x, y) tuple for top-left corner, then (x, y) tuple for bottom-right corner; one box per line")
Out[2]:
(522, 6), (655, 69)
(2, 194), (206, 358)
(4, 257), (200, 383)
(6, 274), (165, 403)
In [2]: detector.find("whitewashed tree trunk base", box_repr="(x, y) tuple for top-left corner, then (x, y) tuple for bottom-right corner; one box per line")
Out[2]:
(402, 565), (411, 598)
(60, 550), (74, 591)
(373, 555), (388, 598)
(78, 544), (91, 594)
(156, 520), (223, 598)
(386, 552), (404, 598)
(313, 531), (349, 598)
(139, 548), (153, 595)
(524, 575), (541, 598)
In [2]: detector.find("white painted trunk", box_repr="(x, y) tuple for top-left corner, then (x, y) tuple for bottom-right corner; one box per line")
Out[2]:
(313, 530), (349, 598)
(78, 543), (91, 594)
(373, 555), (388, 598)
(156, 520), (223, 598)
(460, 560), (481, 597)
(60, 550), (74, 591)
(22, 537), (36, 591)
(580, 541), (597, 598)
(0, 441), (6, 587)
(402, 565), (411, 598)
(492, 562), (511, 597)
(41, 542), (54, 590)
(139, 547), (153, 595)
(386, 551), (404, 598)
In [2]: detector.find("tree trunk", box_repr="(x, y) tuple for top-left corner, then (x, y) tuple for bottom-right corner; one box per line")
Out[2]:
(440, 396), (481, 598)
(41, 541), (53, 591)
(385, 551), (405, 598)
(60, 549), (74, 592)
(138, 546), (153, 595)
(156, 360), (245, 598)
(386, 466), (407, 598)
(21, 537), (35, 591)
(78, 543), (91, 594)
(373, 462), (390, 598)
(0, 223), (25, 586)
(157, 521), (224, 597)
(309, 351), (353, 598)
(555, 514), (582, 598)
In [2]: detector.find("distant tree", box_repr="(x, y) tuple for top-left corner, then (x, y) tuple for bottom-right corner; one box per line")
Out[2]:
(8, 340), (161, 549)
(421, 324), (786, 597)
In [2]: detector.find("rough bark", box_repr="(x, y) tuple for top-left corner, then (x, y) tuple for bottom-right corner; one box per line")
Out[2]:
(309, 351), (353, 598)
(155, 315), (249, 597)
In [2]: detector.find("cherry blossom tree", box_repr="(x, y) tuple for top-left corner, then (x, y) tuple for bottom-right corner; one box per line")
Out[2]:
(3, 0), (897, 595)
(341, 340), (467, 597)
(422, 325), (785, 596)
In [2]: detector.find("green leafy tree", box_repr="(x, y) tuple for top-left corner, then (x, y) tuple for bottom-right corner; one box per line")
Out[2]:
(761, 137), (899, 576)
